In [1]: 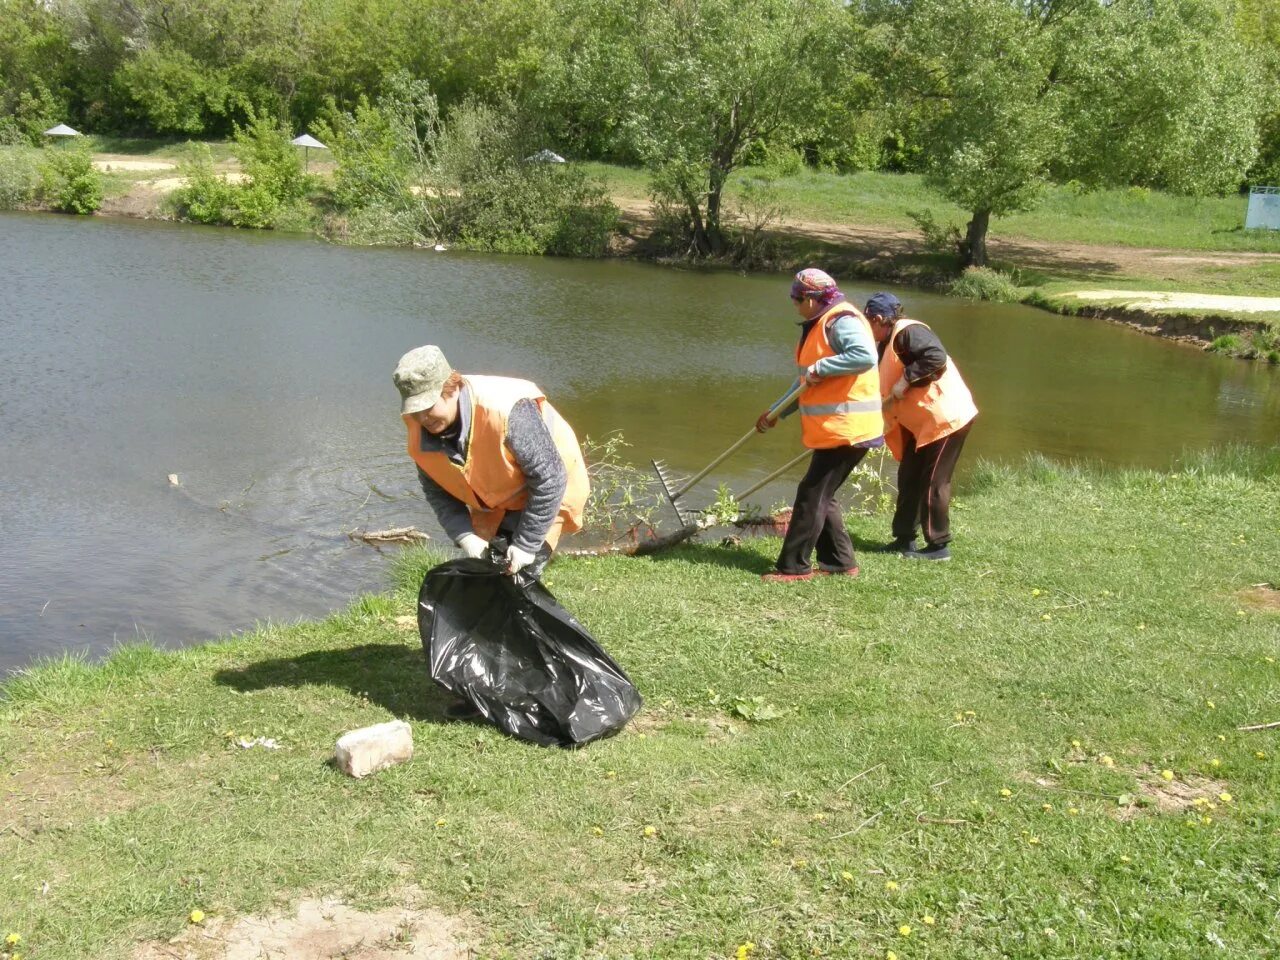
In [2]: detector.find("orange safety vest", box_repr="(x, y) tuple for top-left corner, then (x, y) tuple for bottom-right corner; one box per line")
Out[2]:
(879, 318), (978, 461)
(403, 375), (590, 549)
(796, 301), (884, 449)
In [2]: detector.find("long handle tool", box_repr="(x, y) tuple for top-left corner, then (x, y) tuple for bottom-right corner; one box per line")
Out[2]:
(652, 382), (803, 525)
(732, 449), (809, 504)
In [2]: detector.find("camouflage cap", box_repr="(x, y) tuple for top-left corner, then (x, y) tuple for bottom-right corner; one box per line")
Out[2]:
(393, 345), (452, 415)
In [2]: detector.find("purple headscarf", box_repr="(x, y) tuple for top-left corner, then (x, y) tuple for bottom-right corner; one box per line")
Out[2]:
(790, 267), (845, 310)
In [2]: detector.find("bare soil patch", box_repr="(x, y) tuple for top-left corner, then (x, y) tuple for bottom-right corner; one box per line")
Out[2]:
(93, 157), (177, 173)
(134, 896), (470, 960)
(1237, 584), (1280, 612)
(1063, 290), (1280, 314)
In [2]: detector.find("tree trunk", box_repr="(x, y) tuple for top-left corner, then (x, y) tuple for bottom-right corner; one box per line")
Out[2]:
(962, 209), (991, 268)
(704, 179), (726, 256)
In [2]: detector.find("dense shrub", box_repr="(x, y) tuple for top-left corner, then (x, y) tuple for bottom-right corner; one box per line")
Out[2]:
(171, 114), (312, 229)
(0, 147), (41, 208)
(948, 266), (1021, 302)
(37, 145), (103, 214)
(320, 77), (617, 256)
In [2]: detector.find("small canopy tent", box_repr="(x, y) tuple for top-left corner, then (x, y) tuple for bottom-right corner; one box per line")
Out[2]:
(290, 133), (328, 172)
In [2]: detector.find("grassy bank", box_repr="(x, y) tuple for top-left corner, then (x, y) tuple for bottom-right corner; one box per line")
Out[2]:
(2, 450), (1279, 958)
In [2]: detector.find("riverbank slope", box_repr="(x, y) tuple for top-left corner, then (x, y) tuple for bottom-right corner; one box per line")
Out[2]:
(2, 451), (1278, 959)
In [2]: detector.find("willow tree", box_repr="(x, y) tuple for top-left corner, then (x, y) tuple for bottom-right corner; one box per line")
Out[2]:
(865, 0), (1261, 267)
(537, 0), (857, 256)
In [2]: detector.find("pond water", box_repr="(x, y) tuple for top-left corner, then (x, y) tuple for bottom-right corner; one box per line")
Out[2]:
(2, 212), (1277, 673)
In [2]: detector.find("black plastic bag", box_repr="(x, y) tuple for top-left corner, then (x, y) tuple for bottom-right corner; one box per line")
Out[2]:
(417, 554), (643, 747)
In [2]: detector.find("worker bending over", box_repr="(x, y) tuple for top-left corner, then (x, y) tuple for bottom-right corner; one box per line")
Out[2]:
(866, 293), (978, 561)
(755, 268), (883, 582)
(393, 345), (589, 578)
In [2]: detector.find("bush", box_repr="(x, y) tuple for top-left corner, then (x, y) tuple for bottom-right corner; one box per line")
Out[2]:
(320, 77), (617, 256)
(907, 207), (964, 257)
(0, 148), (41, 208)
(170, 115), (312, 230)
(38, 146), (103, 214)
(948, 266), (1021, 302)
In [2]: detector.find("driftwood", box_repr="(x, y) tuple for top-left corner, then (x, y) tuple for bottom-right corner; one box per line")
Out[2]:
(561, 524), (701, 558)
(349, 526), (430, 546)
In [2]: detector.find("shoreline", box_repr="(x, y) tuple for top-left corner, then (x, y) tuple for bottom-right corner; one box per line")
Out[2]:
(19, 191), (1280, 362)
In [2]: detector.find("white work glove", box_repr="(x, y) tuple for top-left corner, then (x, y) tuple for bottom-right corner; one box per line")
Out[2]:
(506, 544), (537, 575)
(800, 363), (823, 386)
(457, 533), (488, 560)
(890, 376), (909, 400)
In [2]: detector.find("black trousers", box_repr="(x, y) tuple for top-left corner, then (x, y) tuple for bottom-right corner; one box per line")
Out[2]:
(775, 445), (869, 574)
(892, 420), (973, 548)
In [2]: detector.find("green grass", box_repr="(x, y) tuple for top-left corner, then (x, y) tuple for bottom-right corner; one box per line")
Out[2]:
(2, 451), (1279, 958)
(586, 162), (1280, 255)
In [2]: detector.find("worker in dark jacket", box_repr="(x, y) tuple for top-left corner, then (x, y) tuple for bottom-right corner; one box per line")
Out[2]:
(866, 293), (978, 561)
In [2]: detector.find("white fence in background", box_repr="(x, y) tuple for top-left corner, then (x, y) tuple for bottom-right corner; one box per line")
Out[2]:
(1246, 186), (1280, 230)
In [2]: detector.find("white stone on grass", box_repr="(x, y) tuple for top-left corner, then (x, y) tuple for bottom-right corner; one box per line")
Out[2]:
(334, 720), (413, 778)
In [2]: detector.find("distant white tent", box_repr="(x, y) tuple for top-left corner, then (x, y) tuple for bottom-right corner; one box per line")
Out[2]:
(290, 133), (328, 171)
(524, 149), (567, 164)
(44, 124), (81, 138)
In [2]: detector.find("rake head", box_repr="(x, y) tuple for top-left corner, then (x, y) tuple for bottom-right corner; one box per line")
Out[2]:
(650, 458), (693, 528)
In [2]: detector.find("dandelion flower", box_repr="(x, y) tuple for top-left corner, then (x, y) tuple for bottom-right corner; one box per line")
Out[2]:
(923, 915), (936, 926)
(1027, 836), (1041, 845)
(1210, 758), (1221, 768)
(841, 871), (854, 881)
(1218, 792), (1232, 803)
(1217, 734), (1226, 741)
(1202, 816), (1213, 825)
(5, 933), (21, 946)
(1161, 769), (1174, 781)
(1100, 755), (1115, 768)
(887, 952), (898, 960)
(885, 880), (899, 891)
(1041, 614), (1052, 621)
(1256, 751), (1267, 760)
(1031, 588), (1041, 596)
(592, 826), (604, 837)
(769, 838), (781, 847)
(435, 818), (448, 827)
(1206, 700), (1216, 709)
(643, 825), (657, 837)
(1137, 623), (1146, 630)
(954, 712), (964, 722)
(735, 942), (756, 960)
(1068, 807), (1080, 816)
(1000, 788), (1012, 798)
(1071, 739), (1082, 748)
(189, 910), (204, 925)
(899, 924), (912, 937)
(812, 812), (827, 821)
(792, 858), (808, 869)
(605, 770), (617, 779)
(1042, 803), (1053, 812)
(1119, 855), (1131, 863)
(1192, 798), (1207, 808)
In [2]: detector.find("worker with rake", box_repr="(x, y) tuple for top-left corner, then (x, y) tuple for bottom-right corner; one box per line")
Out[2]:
(755, 269), (883, 582)
(865, 292), (978, 561)
(392, 345), (590, 579)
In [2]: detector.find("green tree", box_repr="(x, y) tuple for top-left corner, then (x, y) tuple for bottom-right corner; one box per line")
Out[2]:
(868, 0), (1261, 267)
(0, 0), (74, 143)
(539, 0), (855, 256)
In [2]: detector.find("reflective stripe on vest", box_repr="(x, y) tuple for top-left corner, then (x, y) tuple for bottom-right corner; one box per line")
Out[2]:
(878, 318), (978, 461)
(404, 374), (590, 547)
(795, 301), (883, 449)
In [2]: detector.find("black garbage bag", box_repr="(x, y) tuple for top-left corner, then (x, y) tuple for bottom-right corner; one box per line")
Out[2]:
(417, 553), (643, 747)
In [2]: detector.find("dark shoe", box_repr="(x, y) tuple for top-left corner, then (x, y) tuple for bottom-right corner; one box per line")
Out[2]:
(761, 570), (816, 583)
(874, 537), (918, 553)
(817, 565), (860, 577)
(903, 544), (951, 561)
(444, 699), (483, 721)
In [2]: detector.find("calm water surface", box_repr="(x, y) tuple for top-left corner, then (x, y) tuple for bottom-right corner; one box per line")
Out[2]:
(2, 213), (1277, 673)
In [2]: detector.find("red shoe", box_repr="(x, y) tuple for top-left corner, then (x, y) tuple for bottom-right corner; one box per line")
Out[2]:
(818, 565), (860, 578)
(760, 570), (816, 583)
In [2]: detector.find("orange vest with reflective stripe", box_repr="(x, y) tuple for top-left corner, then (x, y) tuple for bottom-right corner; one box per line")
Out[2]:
(796, 301), (883, 449)
(879, 318), (978, 461)
(404, 375), (589, 548)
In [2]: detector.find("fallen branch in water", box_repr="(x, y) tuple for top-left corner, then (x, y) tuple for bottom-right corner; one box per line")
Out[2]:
(349, 526), (430, 545)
